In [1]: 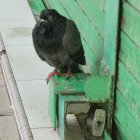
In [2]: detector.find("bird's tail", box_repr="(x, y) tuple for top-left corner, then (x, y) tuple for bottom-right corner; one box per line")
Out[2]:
(59, 64), (83, 73)
(70, 63), (83, 73)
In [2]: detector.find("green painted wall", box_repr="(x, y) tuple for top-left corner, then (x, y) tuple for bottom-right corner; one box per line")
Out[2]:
(27, 0), (45, 20)
(114, 1), (140, 140)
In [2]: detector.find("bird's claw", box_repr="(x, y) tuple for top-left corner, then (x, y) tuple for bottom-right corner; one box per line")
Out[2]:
(46, 70), (61, 84)
(66, 73), (73, 80)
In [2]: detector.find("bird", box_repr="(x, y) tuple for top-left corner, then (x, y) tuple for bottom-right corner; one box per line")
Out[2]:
(32, 9), (86, 83)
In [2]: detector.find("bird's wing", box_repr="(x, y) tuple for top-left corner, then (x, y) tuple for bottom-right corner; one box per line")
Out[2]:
(62, 19), (86, 65)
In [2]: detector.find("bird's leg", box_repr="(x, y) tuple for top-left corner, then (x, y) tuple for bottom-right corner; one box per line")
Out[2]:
(66, 72), (73, 79)
(66, 62), (74, 79)
(46, 69), (61, 84)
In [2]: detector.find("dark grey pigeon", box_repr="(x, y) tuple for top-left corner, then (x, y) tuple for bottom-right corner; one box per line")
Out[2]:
(32, 9), (86, 82)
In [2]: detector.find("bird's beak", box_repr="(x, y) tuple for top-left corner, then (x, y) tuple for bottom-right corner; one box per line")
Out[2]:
(39, 19), (48, 23)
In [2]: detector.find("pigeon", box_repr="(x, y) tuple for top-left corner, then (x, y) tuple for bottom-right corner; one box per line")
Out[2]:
(32, 9), (86, 82)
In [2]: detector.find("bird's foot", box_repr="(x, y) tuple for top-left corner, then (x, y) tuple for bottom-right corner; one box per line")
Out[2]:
(66, 72), (74, 80)
(46, 70), (61, 84)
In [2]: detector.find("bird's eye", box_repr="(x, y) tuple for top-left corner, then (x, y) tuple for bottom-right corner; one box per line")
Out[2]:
(48, 15), (53, 21)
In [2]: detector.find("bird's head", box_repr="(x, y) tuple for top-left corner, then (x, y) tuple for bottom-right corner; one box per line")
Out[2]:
(39, 9), (65, 23)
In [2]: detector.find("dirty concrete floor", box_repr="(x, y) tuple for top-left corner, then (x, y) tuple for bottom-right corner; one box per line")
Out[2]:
(0, 65), (20, 140)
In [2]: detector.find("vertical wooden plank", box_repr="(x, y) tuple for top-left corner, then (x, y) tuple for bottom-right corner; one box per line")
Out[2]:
(101, 1), (120, 139)
(101, 0), (120, 75)
(104, 130), (112, 140)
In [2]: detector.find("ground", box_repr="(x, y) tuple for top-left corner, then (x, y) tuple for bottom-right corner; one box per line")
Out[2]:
(0, 65), (20, 140)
